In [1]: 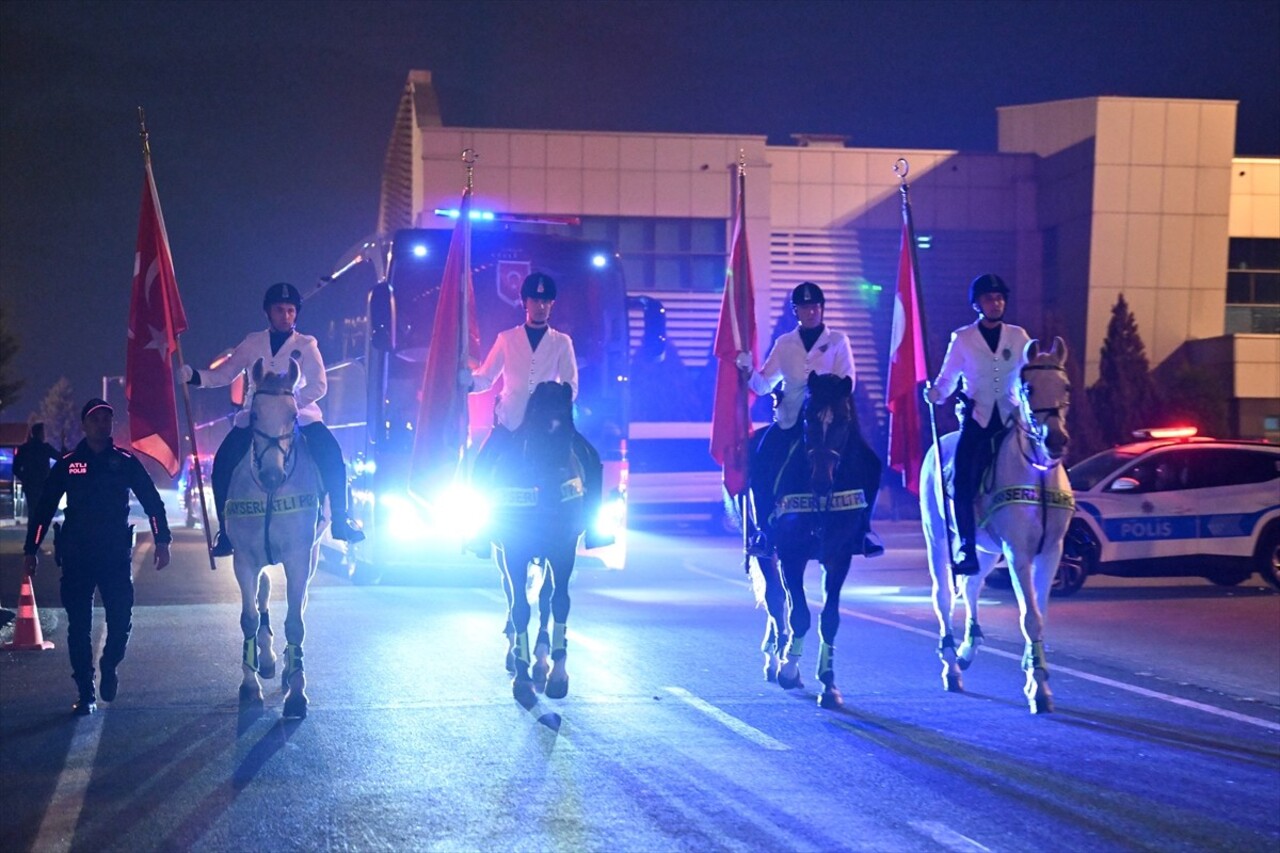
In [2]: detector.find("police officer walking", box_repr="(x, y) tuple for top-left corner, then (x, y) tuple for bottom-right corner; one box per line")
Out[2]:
(182, 282), (365, 556)
(927, 273), (1031, 574)
(23, 399), (172, 715)
(739, 281), (883, 557)
(14, 422), (60, 520)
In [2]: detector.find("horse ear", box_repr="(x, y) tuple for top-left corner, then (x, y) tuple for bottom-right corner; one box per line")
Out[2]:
(1050, 336), (1067, 365)
(807, 371), (819, 389)
(287, 358), (301, 389)
(251, 358), (266, 384)
(1023, 339), (1040, 364)
(840, 375), (853, 396)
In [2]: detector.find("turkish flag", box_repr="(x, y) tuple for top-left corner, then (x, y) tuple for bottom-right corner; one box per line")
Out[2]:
(126, 161), (188, 477)
(886, 218), (928, 495)
(709, 178), (756, 497)
(409, 188), (481, 494)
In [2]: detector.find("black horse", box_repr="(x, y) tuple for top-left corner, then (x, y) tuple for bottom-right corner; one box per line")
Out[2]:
(749, 372), (880, 709)
(484, 381), (587, 708)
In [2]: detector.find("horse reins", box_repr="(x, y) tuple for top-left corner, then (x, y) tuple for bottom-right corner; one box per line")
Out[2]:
(1016, 362), (1070, 554)
(249, 386), (301, 564)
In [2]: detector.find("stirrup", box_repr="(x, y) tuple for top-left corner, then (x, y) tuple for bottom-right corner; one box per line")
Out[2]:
(746, 533), (773, 559)
(331, 517), (365, 543)
(211, 530), (233, 557)
(952, 547), (980, 575)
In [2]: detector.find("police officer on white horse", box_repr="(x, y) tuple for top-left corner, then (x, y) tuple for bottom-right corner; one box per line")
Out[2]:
(182, 282), (365, 556)
(927, 273), (1031, 574)
(739, 281), (882, 558)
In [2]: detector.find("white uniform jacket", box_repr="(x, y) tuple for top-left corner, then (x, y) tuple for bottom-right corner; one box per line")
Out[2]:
(748, 326), (855, 429)
(472, 325), (578, 430)
(199, 329), (328, 429)
(931, 321), (1031, 428)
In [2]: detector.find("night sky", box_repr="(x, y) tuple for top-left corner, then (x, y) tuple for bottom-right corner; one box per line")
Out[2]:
(2, 0), (1277, 425)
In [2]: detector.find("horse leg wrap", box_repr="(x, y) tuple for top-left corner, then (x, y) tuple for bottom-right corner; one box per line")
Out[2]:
(514, 632), (531, 667)
(242, 636), (259, 672)
(283, 644), (304, 680)
(937, 633), (957, 659)
(966, 620), (984, 641)
(1028, 640), (1048, 673)
(259, 610), (273, 635)
(817, 641), (835, 684)
(786, 634), (804, 661)
(551, 624), (568, 662)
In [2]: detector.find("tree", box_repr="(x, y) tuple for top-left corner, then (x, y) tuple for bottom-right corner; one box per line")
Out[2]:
(1088, 294), (1159, 447)
(1158, 363), (1229, 437)
(0, 303), (22, 413)
(34, 378), (81, 452)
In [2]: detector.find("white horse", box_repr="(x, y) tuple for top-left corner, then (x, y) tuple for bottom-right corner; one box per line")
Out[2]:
(921, 338), (1074, 713)
(227, 358), (324, 719)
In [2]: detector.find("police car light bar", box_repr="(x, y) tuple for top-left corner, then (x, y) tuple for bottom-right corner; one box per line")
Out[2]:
(1133, 426), (1198, 439)
(432, 209), (582, 226)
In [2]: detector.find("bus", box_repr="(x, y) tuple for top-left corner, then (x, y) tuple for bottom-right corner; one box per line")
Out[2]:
(312, 224), (631, 583)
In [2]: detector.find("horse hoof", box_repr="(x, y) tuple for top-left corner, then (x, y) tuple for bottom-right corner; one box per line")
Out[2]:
(1030, 694), (1054, 714)
(283, 692), (308, 720)
(777, 666), (803, 691)
(239, 683), (263, 704)
(531, 661), (550, 692)
(764, 665), (778, 683)
(545, 676), (569, 700)
(512, 678), (537, 709)
(818, 686), (843, 709)
(944, 672), (964, 693)
(258, 660), (276, 680)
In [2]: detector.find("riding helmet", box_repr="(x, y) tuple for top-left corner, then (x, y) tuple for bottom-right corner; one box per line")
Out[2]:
(263, 282), (303, 313)
(520, 272), (557, 301)
(790, 281), (825, 306)
(968, 273), (1010, 304)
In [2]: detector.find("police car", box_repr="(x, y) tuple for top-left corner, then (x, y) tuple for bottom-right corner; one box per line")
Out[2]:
(1044, 428), (1280, 594)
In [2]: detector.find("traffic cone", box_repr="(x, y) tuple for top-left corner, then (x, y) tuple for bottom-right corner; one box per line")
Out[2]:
(1, 576), (55, 651)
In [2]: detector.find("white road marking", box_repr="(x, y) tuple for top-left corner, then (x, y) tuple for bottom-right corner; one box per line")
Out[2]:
(686, 559), (1280, 732)
(33, 634), (106, 853)
(909, 821), (993, 852)
(663, 686), (790, 751)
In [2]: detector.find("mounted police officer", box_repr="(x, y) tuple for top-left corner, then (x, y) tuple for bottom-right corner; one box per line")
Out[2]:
(23, 399), (172, 715)
(927, 273), (1031, 574)
(465, 272), (607, 550)
(739, 281), (883, 558)
(181, 282), (365, 556)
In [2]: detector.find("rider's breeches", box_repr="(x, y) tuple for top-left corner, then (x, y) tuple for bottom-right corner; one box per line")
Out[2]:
(212, 426), (252, 531)
(954, 415), (1003, 547)
(300, 422), (351, 518)
(59, 537), (134, 691)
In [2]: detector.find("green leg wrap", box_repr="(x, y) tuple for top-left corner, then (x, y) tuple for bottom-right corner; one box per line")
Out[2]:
(515, 632), (531, 667)
(552, 624), (567, 655)
(283, 643), (304, 680)
(242, 636), (258, 672)
(787, 634), (805, 659)
(817, 641), (834, 676)
(1030, 640), (1048, 671)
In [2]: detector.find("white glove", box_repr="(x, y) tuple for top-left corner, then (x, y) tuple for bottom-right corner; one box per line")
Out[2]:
(734, 352), (752, 371)
(457, 367), (474, 390)
(925, 383), (944, 405)
(179, 364), (194, 384)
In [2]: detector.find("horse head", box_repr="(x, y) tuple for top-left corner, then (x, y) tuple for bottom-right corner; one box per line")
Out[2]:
(1019, 337), (1072, 464)
(249, 358), (301, 492)
(521, 381), (576, 470)
(801, 372), (854, 495)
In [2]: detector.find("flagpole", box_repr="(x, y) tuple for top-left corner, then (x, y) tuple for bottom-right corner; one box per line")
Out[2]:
(895, 158), (952, 577)
(733, 152), (751, 575)
(457, 148), (476, 482)
(139, 108), (216, 572)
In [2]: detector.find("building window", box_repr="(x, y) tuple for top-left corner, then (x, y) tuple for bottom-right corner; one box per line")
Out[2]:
(579, 217), (727, 292)
(1226, 238), (1280, 334)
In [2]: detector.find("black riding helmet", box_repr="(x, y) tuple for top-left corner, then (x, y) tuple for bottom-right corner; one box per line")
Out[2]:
(521, 272), (557, 301)
(968, 273), (1010, 304)
(263, 282), (303, 314)
(791, 281), (825, 305)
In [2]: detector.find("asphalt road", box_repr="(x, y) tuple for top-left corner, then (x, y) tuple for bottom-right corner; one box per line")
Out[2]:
(1, 513), (1278, 853)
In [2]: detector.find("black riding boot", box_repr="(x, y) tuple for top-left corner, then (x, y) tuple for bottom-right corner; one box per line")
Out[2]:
(301, 422), (365, 543)
(952, 416), (999, 575)
(210, 427), (252, 556)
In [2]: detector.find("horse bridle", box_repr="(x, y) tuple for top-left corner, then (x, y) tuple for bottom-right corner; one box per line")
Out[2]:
(1017, 363), (1070, 472)
(249, 387), (300, 483)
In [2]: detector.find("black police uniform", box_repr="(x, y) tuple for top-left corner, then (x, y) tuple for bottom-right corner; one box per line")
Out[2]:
(24, 439), (171, 700)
